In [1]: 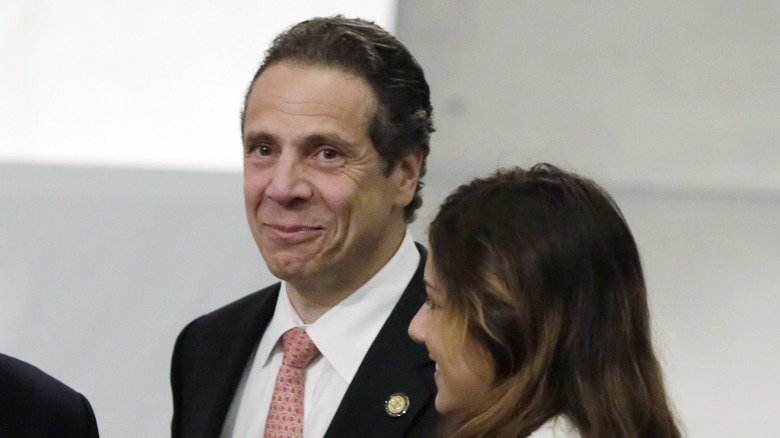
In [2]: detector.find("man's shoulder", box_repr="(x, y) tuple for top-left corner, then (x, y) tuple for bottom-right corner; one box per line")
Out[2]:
(0, 353), (97, 437)
(196, 283), (281, 324)
(170, 283), (282, 432)
(176, 283), (281, 348)
(0, 353), (81, 402)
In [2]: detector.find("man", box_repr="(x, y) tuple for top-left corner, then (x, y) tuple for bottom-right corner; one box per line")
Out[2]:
(0, 353), (99, 437)
(171, 16), (439, 438)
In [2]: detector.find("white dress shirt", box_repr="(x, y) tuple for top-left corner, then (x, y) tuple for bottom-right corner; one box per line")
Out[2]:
(220, 233), (420, 438)
(528, 415), (580, 438)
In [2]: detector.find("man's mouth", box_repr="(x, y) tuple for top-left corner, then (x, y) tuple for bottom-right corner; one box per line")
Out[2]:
(264, 224), (323, 241)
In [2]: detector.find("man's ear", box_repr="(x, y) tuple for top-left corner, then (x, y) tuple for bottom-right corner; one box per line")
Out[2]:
(392, 149), (425, 208)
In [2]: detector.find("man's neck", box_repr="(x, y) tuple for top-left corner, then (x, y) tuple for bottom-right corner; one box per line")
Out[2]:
(285, 285), (347, 324)
(286, 228), (408, 324)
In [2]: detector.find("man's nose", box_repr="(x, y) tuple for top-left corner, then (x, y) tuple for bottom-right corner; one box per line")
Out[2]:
(265, 154), (312, 205)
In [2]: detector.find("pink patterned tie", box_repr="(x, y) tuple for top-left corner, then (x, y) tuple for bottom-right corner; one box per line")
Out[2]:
(263, 327), (321, 438)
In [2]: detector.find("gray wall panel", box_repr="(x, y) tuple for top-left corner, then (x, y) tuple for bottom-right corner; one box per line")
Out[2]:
(0, 163), (273, 437)
(398, 1), (780, 436)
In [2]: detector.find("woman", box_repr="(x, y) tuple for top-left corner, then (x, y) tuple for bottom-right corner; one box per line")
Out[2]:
(409, 164), (682, 438)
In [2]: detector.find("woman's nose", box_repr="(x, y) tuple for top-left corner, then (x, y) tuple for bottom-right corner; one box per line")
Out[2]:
(407, 305), (427, 344)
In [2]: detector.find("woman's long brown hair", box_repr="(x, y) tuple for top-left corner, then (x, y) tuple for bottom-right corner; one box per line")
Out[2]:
(429, 164), (682, 438)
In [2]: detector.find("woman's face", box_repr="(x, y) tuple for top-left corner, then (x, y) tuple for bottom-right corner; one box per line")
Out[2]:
(408, 255), (495, 415)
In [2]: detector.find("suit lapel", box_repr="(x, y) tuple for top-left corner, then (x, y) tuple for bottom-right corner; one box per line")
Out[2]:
(324, 244), (440, 438)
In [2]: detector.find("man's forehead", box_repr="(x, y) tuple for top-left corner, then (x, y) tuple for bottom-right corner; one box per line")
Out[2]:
(244, 62), (377, 138)
(252, 61), (374, 101)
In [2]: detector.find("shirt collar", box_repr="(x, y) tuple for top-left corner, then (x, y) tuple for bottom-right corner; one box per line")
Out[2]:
(256, 232), (420, 383)
(254, 282), (304, 367)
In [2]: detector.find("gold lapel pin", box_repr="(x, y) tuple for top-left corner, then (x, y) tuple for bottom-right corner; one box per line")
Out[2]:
(385, 392), (410, 417)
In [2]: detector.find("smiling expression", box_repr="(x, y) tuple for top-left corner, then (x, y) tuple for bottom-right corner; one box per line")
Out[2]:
(242, 61), (419, 297)
(408, 255), (495, 415)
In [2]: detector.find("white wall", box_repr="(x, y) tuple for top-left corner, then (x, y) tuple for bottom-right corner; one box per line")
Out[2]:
(0, 0), (395, 170)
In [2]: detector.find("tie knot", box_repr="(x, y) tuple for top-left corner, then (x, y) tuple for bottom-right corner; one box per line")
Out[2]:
(281, 327), (320, 369)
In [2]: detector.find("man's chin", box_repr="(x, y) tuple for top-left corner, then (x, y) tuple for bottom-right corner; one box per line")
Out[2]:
(265, 258), (318, 282)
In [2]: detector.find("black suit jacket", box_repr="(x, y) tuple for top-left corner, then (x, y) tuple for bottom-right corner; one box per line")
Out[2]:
(0, 353), (99, 437)
(171, 244), (440, 438)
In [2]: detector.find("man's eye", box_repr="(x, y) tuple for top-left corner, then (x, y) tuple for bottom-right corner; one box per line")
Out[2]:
(310, 147), (345, 168)
(258, 145), (273, 156)
(320, 148), (339, 159)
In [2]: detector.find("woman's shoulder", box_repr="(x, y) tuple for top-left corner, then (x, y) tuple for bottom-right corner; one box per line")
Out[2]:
(528, 415), (580, 438)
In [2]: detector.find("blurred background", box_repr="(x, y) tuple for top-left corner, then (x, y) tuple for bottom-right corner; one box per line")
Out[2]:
(1, 0), (778, 436)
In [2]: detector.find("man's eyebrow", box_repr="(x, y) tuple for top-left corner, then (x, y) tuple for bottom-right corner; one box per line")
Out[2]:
(243, 132), (276, 148)
(301, 133), (351, 148)
(243, 132), (351, 147)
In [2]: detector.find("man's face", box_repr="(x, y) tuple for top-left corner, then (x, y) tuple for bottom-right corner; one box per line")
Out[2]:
(242, 61), (419, 294)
